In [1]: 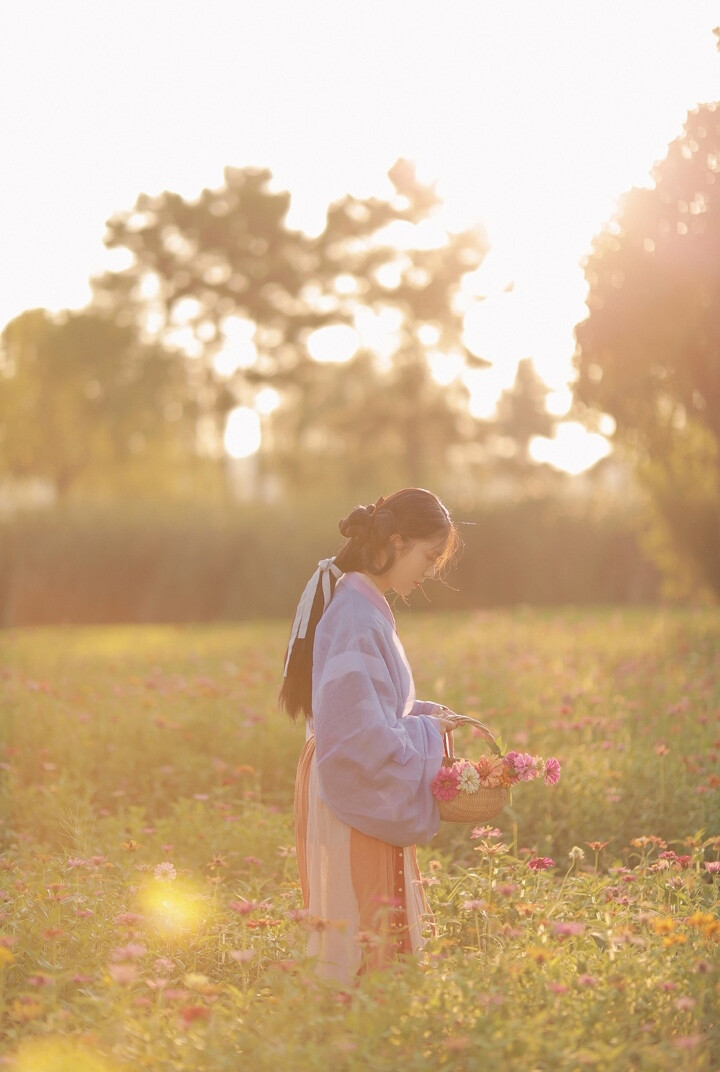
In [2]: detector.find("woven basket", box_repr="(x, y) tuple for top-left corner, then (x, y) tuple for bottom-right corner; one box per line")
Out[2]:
(437, 716), (509, 824)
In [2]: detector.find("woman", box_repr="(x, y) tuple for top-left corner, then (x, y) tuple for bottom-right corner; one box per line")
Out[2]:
(280, 488), (463, 982)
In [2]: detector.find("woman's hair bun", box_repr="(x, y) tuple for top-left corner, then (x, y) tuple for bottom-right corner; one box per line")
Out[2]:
(371, 507), (393, 539)
(338, 504), (376, 540)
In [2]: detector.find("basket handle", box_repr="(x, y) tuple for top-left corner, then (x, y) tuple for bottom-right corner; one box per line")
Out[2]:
(442, 714), (502, 757)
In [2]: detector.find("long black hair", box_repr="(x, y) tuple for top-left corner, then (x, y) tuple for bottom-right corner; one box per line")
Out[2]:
(279, 488), (461, 721)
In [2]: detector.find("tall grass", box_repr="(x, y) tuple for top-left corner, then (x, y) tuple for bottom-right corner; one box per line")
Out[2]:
(0, 498), (658, 625)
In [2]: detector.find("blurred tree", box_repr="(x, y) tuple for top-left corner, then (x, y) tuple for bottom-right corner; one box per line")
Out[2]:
(93, 167), (328, 352)
(574, 102), (720, 597)
(92, 161), (490, 492)
(493, 358), (555, 466)
(0, 309), (198, 500)
(264, 346), (478, 496)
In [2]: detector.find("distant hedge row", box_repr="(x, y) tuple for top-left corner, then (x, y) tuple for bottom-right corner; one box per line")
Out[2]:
(0, 499), (659, 626)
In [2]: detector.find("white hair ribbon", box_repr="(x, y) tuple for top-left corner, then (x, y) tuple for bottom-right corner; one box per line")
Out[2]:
(283, 557), (342, 676)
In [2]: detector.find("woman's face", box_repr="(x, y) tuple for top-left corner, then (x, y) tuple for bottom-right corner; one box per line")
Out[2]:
(377, 531), (449, 598)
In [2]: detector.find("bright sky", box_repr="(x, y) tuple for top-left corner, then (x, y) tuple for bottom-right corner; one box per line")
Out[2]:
(1, 1), (718, 472)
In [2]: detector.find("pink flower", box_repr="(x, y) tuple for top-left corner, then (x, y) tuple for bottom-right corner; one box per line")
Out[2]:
(552, 921), (585, 938)
(110, 943), (147, 961)
(470, 826), (502, 840)
(431, 765), (461, 802)
(504, 752), (538, 782)
(704, 861), (720, 875)
(153, 862), (177, 881)
(115, 912), (145, 927)
(496, 883), (519, 897)
(162, 988), (191, 1002)
(673, 1036), (704, 1050)
(108, 964), (138, 985)
(228, 899), (259, 915)
(229, 949), (256, 963)
(577, 974), (598, 987)
(544, 758), (561, 785)
(528, 857), (555, 871)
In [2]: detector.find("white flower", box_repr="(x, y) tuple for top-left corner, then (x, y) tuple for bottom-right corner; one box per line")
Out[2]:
(457, 763), (481, 794)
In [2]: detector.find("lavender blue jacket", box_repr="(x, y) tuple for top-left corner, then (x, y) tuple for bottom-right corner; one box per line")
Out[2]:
(311, 571), (444, 847)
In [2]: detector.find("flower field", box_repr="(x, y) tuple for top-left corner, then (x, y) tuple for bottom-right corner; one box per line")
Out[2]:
(0, 607), (718, 1070)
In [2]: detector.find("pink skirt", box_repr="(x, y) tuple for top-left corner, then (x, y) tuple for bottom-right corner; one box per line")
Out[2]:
(294, 736), (434, 983)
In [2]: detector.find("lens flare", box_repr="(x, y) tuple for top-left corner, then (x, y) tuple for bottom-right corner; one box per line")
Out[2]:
(10, 1037), (120, 1072)
(137, 878), (210, 937)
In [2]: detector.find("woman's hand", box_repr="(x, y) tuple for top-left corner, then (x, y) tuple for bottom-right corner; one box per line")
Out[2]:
(428, 707), (464, 734)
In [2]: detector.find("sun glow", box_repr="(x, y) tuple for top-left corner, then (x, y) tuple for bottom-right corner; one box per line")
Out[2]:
(137, 878), (209, 937)
(307, 323), (359, 363)
(2, 3), (717, 479)
(224, 406), (262, 459)
(10, 1037), (120, 1072)
(529, 423), (612, 475)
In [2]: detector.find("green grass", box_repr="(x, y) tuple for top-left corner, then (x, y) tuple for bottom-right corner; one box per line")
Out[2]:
(0, 608), (718, 1070)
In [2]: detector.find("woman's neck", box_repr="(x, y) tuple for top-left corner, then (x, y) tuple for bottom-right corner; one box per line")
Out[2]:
(359, 570), (387, 596)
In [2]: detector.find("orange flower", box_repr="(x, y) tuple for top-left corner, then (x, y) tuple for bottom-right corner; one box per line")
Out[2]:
(527, 946), (551, 964)
(10, 998), (44, 1022)
(685, 912), (715, 929)
(630, 835), (667, 850)
(515, 902), (543, 917)
(651, 917), (676, 934)
(662, 934), (687, 948)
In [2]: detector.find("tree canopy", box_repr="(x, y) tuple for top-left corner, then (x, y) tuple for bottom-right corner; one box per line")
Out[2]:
(92, 160), (490, 491)
(0, 309), (198, 499)
(574, 102), (720, 596)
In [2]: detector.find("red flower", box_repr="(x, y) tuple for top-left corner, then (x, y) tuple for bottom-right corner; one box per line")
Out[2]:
(178, 1004), (210, 1025)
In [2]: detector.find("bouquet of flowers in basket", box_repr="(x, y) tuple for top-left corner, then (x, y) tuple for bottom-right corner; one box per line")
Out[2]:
(430, 716), (561, 823)
(432, 749), (561, 802)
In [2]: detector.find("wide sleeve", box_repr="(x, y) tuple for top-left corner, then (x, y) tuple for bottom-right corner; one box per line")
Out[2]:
(409, 699), (444, 718)
(312, 617), (444, 847)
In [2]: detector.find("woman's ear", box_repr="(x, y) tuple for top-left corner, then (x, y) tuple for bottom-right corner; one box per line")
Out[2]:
(389, 533), (408, 553)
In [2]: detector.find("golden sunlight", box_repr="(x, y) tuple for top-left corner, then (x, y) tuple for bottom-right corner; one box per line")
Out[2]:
(529, 422), (611, 475)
